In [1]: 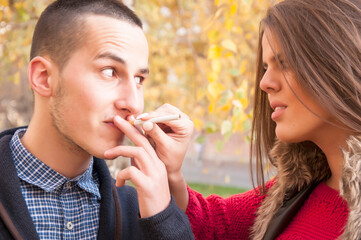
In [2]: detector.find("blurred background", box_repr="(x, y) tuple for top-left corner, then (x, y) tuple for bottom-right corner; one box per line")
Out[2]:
(0, 0), (277, 196)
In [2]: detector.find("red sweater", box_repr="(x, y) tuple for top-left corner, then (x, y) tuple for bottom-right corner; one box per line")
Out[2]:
(186, 181), (349, 239)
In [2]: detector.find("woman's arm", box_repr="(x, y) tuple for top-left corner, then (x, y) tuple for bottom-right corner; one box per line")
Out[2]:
(186, 186), (267, 239)
(137, 103), (194, 211)
(167, 170), (189, 211)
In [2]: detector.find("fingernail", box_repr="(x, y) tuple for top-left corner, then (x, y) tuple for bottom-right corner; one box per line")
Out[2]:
(142, 121), (153, 131)
(114, 115), (122, 122)
(128, 115), (136, 121)
(136, 113), (149, 119)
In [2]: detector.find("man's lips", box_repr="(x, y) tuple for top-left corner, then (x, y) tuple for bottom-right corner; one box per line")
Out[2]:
(104, 120), (119, 130)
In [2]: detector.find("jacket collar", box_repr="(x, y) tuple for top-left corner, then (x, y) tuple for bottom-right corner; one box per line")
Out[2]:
(0, 127), (121, 240)
(0, 131), (39, 239)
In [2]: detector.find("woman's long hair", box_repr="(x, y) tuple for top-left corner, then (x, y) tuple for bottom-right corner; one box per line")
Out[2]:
(250, 0), (361, 191)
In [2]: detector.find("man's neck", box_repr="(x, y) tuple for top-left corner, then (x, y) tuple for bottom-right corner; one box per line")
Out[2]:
(21, 121), (92, 179)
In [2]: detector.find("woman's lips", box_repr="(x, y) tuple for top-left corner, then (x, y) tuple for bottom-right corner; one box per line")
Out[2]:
(271, 106), (286, 120)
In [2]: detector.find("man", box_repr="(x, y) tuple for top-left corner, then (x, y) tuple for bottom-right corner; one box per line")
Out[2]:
(0, 0), (193, 239)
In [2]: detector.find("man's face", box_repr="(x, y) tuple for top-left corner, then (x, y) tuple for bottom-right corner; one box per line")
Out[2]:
(50, 15), (149, 158)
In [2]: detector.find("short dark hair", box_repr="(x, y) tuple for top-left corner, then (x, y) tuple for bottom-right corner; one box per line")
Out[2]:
(30, 0), (143, 70)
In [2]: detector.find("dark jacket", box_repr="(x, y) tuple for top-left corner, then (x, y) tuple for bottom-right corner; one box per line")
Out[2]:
(0, 127), (194, 240)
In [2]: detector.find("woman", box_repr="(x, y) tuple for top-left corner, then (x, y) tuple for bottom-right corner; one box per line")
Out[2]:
(183, 0), (361, 239)
(109, 0), (360, 239)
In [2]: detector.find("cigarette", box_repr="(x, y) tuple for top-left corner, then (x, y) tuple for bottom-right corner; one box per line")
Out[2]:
(130, 114), (181, 126)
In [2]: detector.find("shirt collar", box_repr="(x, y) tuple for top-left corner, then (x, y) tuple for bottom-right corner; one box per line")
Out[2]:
(10, 128), (101, 199)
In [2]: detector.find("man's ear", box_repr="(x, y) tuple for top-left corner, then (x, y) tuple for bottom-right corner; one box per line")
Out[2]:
(28, 56), (56, 97)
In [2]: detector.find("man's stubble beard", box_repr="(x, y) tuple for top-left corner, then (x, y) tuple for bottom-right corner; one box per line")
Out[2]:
(50, 79), (92, 157)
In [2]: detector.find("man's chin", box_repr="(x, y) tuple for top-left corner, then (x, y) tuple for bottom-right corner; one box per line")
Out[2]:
(92, 140), (125, 160)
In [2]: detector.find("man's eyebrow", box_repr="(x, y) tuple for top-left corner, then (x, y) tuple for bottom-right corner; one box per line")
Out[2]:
(96, 52), (126, 65)
(96, 52), (149, 74)
(139, 68), (149, 75)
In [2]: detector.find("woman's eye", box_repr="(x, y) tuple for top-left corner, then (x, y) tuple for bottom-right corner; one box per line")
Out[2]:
(279, 60), (289, 70)
(134, 76), (144, 85)
(102, 68), (116, 78)
(263, 64), (268, 71)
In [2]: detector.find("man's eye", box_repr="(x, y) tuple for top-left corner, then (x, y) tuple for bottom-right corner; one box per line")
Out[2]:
(102, 68), (115, 78)
(134, 76), (144, 85)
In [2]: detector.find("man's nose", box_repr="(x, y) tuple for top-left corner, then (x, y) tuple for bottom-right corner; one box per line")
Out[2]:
(114, 77), (142, 114)
(259, 69), (281, 94)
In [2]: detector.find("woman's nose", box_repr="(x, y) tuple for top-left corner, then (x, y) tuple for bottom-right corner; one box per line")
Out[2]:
(259, 68), (281, 94)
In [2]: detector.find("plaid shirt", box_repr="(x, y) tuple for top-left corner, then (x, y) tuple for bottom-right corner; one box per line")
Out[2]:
(10, 128), (101, 240)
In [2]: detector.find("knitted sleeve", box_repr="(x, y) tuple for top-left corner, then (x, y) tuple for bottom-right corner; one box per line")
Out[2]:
(185, 184), (270, 240)
(138, 197), (194, 239)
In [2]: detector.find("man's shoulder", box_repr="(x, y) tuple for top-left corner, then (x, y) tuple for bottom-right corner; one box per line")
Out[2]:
(114, 183), (139, 216)
(0, 127), (26, 152)
(115, 184), (138, 201)
(92, 158), (138, 201)
(0, 127), (26, 140)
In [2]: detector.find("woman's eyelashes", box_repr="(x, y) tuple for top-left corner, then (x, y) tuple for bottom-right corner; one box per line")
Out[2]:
(262, 59), (288, 72)
(278, 59), (289, 70)
(263, 63), (268, 71)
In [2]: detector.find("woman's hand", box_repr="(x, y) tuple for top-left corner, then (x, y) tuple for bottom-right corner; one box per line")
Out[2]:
(135, 104), (194, 178)
(134, 104), (194, 211)
(104, 115), (171, 218)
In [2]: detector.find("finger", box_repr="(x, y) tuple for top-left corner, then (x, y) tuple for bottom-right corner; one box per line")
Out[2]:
(159, 118), (193, 136)
(135, 104), (192, 136)
(130, 158), (140, 169)
(115, 166), (147, 188)
(142, 122), (170, 150)
(152, 104), (193, 136)
(115, 178), (126, 188)
(104, 145), (152, 172)
(136, 104), (187, 121)
(113, 116), (157, 158)
(128, 115), (144, 133)
(156, 103), (183, 114)
(144, 116), (194, 143)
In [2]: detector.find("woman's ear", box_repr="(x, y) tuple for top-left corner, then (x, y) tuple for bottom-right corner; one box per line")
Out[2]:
(28, 56), (56, 97)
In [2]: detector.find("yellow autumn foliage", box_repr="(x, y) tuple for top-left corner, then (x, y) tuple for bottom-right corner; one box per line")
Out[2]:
(0, 0), (278, 144)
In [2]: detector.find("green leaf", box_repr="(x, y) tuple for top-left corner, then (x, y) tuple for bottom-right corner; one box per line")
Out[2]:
(205, 122), (218, 133)
(224, 131), (231, 142)
(220, 90), (233, 105)
(229, 68), (239, 77)
(221, 120), (232, 135)
(242, 119), (251, 131)
(236, 90), (244, 99)
(196, 135), (206, 144)
(216, 140), (223, 152)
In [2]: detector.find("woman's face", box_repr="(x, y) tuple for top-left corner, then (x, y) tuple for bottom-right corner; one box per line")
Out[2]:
(259, 31), (335, 144)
